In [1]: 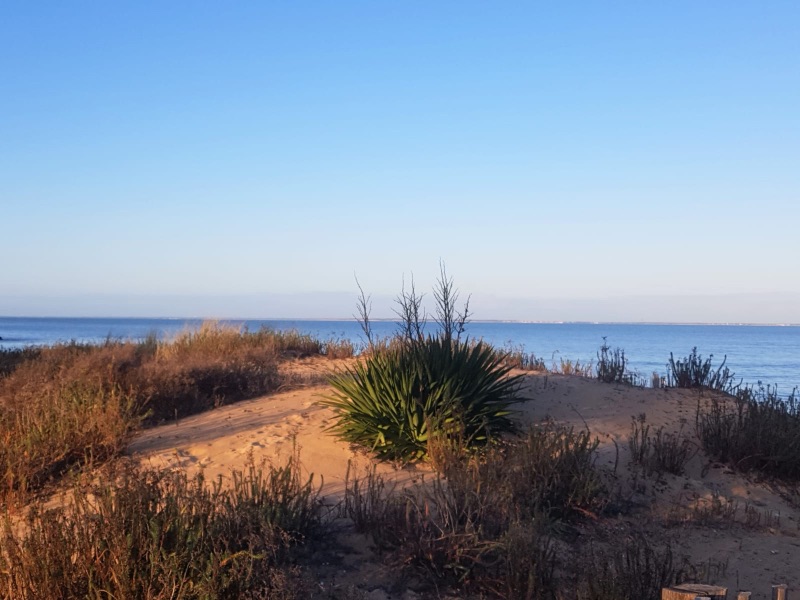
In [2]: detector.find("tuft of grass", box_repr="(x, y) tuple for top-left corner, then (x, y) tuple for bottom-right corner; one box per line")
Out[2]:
(501, 344), (547, 371)
(696, 383), (800, 480)
(323, 337), (357, 359)
(690, 490), (739, 527)
(628, 414), (653, 468)
(551, 355), (593, 377)
(743, 502), (781, 530)
(0, 452), (321, 600)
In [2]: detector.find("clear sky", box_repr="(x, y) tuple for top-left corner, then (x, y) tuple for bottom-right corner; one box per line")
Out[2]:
(2, 2), (799, 322)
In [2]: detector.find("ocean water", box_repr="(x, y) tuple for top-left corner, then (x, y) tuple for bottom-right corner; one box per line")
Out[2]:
(1, 317), (798, 393)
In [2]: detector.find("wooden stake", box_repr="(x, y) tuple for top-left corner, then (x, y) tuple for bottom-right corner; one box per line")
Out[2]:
(772, 584), (788, 600)
(662, 584), (727, 600)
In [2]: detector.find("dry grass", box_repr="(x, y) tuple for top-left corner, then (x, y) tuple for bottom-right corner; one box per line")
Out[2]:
(0, 323), (351, 504)
(342, 423), (608, 596)
(500, 345), (547, 371)
(0, 451), (321, 600)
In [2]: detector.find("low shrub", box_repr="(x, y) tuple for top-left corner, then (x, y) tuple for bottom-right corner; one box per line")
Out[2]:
(628, 415), (652, 468)
(596, 338), (627, 384)
(552, 355), (593, 377)
(323, 337), (357, 359)
(507, 424), (606, 521)
(628, 416), (695, 476)
(342, 424), (606, 595)
(575, 536), (679, 600)
(667, 348), (738, 392)
(696, 383), (800, 480)
(0, 452), (321, 600)
(489, 521), (558, 600)
(501, 344), (547, 371)
(324, 336), (523, 462)
(0, 347), (41, 379)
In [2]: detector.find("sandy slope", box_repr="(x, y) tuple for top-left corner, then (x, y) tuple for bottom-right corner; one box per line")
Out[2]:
(127, 361), (800, 596)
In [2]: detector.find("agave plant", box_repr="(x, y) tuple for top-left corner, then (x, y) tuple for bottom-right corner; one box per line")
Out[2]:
(323, 337), (523, 462)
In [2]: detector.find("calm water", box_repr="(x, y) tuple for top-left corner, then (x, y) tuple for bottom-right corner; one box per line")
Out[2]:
(1, 317), (798, 393)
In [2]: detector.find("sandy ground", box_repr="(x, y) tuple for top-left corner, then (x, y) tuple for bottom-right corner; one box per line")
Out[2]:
(127, 360), (800, 597)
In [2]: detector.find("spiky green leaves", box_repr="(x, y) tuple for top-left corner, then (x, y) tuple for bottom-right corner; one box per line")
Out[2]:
(323, 338), (523, 462)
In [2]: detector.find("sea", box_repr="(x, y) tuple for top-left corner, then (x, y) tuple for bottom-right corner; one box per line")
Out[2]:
(1, 317), (798, 393)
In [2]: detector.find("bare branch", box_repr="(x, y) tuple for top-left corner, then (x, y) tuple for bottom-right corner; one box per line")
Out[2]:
(393, 274), (427, 342)
(353, 274), (374, 349)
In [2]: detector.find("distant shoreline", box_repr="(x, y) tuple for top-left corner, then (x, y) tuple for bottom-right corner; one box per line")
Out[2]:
(1, 316), (799, 327)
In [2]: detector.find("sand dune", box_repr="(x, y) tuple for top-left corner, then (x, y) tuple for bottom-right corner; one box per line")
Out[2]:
(127, 364), (800, 594)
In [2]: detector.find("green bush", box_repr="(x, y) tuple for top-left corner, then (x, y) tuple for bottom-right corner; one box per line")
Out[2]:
(324, 336), (523, 462)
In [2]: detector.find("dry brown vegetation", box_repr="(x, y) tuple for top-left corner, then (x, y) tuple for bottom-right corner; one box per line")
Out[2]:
(2, 319), (799, 598)
(1, 451), (322, 599)
(0, 323), (353, 504)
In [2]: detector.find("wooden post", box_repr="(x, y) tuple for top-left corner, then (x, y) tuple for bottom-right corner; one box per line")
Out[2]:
(772, 584), (788, 600)
(736, 593), (752, 600)
(662, 584), (728, 600)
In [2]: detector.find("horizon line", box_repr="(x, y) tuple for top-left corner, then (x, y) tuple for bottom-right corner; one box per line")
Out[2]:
(2, 315), (799, 327)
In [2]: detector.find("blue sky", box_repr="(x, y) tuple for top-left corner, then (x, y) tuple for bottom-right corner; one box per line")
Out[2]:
(2, 2), (799, 322)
